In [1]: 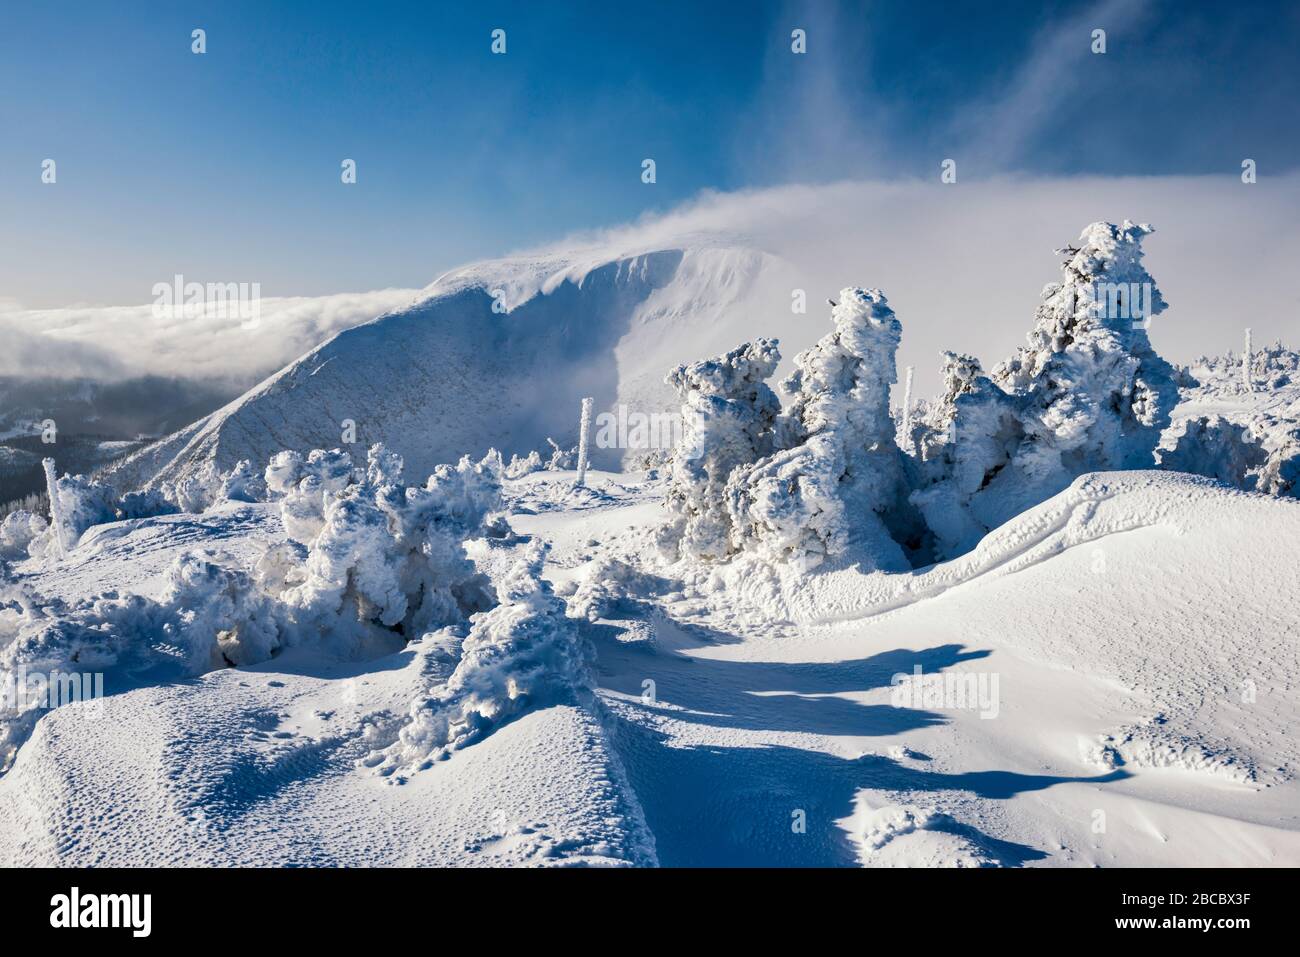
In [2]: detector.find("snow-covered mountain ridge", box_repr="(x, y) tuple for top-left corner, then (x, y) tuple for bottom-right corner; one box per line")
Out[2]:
(101, 244), (789, 495)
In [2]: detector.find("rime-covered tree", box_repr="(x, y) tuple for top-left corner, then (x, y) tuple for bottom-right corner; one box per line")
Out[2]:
(726, 289), (913, 569)
(992, 221), (1175, 477)
(911, 221), (1180, 557)
(657, 338), (781, 561)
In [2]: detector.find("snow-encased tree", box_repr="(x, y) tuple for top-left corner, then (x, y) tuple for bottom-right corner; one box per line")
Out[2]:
(910, 352), (1025, 558)
(262, 444), (499, 658)
(375, 540), (589, 775)
(116, 488), (179, 521)
(657, 338), (782, 561)
(1157, 416), (1267, 489)
(157, 549), (286, 670)
(264, 448), (357, 543)
(911, 221), (1179, 557)
(725, 289), (913, 569)
(992, 221), (1175, 475)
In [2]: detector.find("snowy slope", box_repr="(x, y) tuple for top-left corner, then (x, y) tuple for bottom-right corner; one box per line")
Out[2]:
(543, 471), (1300, 867)
(6, 469), (1294, 866)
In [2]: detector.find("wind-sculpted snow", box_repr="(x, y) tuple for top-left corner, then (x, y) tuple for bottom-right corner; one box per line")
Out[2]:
(375, 540), (592, 778)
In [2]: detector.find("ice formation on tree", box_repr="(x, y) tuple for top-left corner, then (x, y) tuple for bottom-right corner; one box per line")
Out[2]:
(505, 449), (544, 479)
(546, 438), (578, 470)
(116, 488), (179, 521)
(912, 221), (1178, 557)
(726, 289), (913, 569)
(991, 221), (1175, 472)
(160, 474), (214, 514)
(377, 540), (590, 775)
(0, 443), (517, 769)
(29, 473), (120, 556)
(909, 352), (1025, 558)
(261, 444), (499, 658)
(657, 338), (781, 561)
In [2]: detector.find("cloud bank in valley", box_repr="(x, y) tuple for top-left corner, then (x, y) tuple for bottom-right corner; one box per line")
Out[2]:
(0, 288), (421, 387)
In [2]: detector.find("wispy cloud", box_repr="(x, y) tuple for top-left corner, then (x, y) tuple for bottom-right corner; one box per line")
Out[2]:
(956, 0), (1156, 172)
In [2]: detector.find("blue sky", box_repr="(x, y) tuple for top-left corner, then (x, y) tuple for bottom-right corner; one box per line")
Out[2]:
(2, 0), (1298, 307)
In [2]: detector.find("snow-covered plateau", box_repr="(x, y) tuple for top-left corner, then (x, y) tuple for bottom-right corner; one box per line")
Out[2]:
(1, 219), (1297, 868)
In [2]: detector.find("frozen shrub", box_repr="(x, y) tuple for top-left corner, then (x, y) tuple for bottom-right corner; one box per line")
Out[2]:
(269, 444), (499, 659)
(1157, 416), (1267, 488)
(505, 449), (544, 479)
(0, 547), (290, 769)
(0, 511), (47, 561)
(217, 459), (266, 503)
(1256, 431), (1300, 498)
(161, 475), (213, 514)
(658, 338), (782, 561)
(116, 488), (179, 521)
(546, 438), (577, 470)
(377, 541), (589, 774)
(157, 549), (285, 670)
(264, 448), (357, 543)
(726, 289), (913, 569)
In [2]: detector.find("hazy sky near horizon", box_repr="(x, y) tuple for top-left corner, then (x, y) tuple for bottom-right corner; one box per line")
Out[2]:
(3, 0), (1299, 309)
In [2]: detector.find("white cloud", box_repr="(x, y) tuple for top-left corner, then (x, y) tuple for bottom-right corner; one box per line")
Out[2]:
(516, 172), (1300, 398)
(0, 288), (420, 385)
